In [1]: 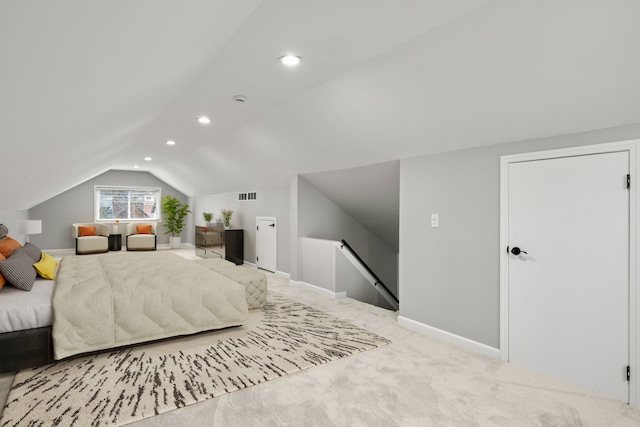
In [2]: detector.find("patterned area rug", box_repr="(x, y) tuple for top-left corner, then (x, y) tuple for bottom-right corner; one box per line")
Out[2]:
(0, 293), (389, 426)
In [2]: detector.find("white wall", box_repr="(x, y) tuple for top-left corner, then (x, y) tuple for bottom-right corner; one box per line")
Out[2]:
(299, 237), (335, 292)
(194, 193), (239, 228)
(194, 186), (290, 273)
(0, 210), (29, 244)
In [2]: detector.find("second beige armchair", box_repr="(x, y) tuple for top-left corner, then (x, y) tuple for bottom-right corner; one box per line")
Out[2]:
(126, 223), (157, 251)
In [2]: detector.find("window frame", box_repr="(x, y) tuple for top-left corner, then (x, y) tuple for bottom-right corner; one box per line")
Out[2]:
(94, 185), (161, 222)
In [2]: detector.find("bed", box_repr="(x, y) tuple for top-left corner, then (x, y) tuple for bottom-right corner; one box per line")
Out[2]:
(0, 251), (250, 371)
(0, 277), (55, 372)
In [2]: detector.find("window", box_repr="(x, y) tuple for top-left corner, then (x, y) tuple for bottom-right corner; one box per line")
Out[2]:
(95, 186), (161, 221)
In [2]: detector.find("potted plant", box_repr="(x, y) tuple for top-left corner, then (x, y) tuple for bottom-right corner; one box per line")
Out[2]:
(221, 209), (233, 229)
(161, 195), (191, 248)
(203, 212), (213, 226)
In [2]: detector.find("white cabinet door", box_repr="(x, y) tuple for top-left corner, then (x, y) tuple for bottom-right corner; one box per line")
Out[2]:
(256, 217), (277, 272)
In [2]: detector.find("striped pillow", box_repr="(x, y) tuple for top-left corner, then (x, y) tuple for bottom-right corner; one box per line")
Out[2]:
(0, 253), (5, 289)
(22, 242), (42, 263)
(0, 248), (37, 291)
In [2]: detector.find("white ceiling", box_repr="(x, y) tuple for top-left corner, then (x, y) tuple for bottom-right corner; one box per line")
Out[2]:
(3, 0), (640, 248)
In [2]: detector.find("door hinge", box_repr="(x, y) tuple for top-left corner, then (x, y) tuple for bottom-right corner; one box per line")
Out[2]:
(627, 365), (631, 382)
(627, 174), (631, 190)
(256, 256), (259, 262)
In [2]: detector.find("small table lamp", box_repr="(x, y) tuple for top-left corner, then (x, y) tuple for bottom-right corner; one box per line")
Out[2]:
(17, 220), (42, 243)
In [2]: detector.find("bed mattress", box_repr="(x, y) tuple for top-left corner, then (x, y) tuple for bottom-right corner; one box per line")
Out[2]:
(0, 278), (55, 333)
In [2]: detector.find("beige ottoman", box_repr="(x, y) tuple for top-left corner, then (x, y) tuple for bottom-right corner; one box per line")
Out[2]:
(195, 258), (267, 309)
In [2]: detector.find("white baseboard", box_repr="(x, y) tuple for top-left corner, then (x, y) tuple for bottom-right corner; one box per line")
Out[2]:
(397, 316), (499, 359)
(290, 280), (347, 299)
(158, 243), (195, 249)
(47, 248), (74, 254)
(276, 271), (290, 279)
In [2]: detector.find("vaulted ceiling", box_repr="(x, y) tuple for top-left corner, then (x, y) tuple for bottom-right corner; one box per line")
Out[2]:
(3, 1), (640, 225)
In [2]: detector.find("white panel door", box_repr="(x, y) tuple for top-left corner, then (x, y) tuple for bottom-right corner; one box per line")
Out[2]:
(256, 217), (277, 272)
(508, 151), (630, 402)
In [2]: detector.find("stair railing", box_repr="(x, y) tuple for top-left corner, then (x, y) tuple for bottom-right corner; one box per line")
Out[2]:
(339, 239), (399, 310)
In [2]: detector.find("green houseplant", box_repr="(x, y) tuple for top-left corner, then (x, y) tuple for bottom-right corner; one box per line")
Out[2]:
(221, 209), (233, 228)
(161, 195), (191, 248)
(203, 212), (213, 225)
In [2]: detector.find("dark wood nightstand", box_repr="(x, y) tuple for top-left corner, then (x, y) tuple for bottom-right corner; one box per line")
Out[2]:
(224, 229), (244, 265)
(108, 234), (122, 251)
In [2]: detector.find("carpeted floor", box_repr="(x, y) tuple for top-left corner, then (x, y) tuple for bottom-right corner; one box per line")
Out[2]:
(2, 248), (640, 426)
(0, 292), (388, 426)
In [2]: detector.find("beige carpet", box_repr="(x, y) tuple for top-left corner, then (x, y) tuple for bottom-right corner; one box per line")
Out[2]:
(0, 292), (388, 426)
(3, 248), (640, 426)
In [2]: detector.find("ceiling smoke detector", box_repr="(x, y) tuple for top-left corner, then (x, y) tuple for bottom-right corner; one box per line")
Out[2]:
(233, 95), (247, 103)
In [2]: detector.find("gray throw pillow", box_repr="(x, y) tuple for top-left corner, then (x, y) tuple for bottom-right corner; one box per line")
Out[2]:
(22, 242), (42, 263)
(0, 249), (37, 291)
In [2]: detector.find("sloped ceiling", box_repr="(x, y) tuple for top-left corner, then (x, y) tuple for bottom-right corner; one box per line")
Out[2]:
(3, 1), (640, 229)
(302, 161), (400, 252)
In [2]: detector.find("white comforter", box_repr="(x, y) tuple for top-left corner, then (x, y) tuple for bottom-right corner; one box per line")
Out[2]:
(52, 252), (248, 359)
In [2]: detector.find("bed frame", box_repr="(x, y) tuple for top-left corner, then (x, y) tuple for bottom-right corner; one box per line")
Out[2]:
(0, 327), (53, 373)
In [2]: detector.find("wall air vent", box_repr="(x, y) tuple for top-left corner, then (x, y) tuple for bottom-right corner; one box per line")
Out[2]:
(238, 192), (257, 201)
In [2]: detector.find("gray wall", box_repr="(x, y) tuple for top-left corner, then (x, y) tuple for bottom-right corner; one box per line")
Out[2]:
(399, 122), (640, 349)
(28, 170), (189, 250)
(297, 176), (398, 296)
(193, 186), (290, 273)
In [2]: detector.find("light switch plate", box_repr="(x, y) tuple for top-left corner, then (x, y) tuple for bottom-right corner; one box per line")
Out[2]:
(431, 213), (439, 227)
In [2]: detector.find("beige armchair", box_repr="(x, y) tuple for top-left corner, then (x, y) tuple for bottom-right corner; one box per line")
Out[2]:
(126, 223), (157, 251)
(72, 223), (109, 255)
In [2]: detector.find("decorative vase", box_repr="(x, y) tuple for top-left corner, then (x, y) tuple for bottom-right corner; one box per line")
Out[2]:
(224, 220), (230, 229)
(170, 236), (181, 249)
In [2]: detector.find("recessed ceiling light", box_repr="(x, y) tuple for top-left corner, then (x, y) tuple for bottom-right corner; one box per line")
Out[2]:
(144, 157), (152, 161)
(197, 116), (211, 125)
(166, 140), (176, 146)
(233, 95), (247, 103)
(279, 55), (301, 66)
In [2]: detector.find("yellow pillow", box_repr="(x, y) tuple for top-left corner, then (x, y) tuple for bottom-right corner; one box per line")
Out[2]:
(33, 252), (58, 280)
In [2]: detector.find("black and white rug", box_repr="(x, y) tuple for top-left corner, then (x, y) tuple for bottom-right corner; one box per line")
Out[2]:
(0, 293), (390, 426)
